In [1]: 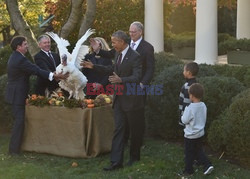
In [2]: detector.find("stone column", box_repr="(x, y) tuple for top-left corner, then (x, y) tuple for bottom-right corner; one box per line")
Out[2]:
(195, 0), (217, 64)
(144, 0), (164, 52)
(236, 0), (250, 39)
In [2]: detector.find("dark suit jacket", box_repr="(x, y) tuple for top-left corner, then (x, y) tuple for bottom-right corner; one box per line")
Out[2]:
(135, 39), (155, 85)
(5, 51), (50, 105)
(94, 47), (144, 111)
(98, 38), (155, 85)
(34, 50), (61, 95)
(82, 53), (112, 86)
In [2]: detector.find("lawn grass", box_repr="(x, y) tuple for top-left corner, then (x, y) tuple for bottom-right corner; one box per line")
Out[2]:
(0, 134), (250, 179)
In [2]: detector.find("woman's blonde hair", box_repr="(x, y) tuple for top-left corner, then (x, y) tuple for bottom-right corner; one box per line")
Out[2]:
(90, 37), (110, 53)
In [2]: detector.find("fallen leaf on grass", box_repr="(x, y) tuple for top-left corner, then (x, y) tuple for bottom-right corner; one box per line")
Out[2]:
(72, 162), (78, 167)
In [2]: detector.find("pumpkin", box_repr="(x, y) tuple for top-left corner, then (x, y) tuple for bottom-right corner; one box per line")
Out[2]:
(87, 103), (95, 108)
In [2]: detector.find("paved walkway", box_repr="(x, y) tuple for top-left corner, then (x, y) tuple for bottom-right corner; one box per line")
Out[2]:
(182, 55), (228, 65)
(217, 55), (228, 65)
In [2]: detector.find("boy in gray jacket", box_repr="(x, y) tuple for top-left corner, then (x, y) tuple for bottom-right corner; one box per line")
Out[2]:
(180, 83), (214, 176)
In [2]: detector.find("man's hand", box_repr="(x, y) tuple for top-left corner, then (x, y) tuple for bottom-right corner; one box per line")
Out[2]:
(80, 60), (94, 69)
(89, 38), (100, 53)
(109, 72), (122, 84)
(92, 82), (102, 91)
(53, 72), (69, 81)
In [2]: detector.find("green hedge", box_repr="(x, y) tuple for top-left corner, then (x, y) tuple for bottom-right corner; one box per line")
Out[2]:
(146, 56), (246, 140)
(219, 38), (250, 55)
(198, 76), (245, 128)
(0, 74), (37, 132)
(0, 46), (12, 76)
(165, 32), (235, 54)
(208, 89), (250, 165)
(0, 74), (12, 131)
(213, 65), (250, 87)
(146, 64), (184, 139)
(154, 52), (183, 77)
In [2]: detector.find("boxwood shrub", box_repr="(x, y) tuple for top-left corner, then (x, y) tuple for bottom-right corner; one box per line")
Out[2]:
(198, 76), (245, 129)
(0, 74), (12, 131)
(212, 65), (250, 87)
(219, 37), (250, 55)
(154, 52), (183, 77)
(0, 74), (37, 131)
(208, 89), (250, 165)
(146, 64), (185, 140)
(146, 61), (245, 140)
(146, 63), (218, 140)
(0, 45), (12, 76)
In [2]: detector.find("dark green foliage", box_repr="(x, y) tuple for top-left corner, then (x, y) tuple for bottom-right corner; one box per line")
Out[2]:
(171, 32), (195, 49)
(168, 5), (195, 34)
(146, 64), (185, 139)
(219, 37), (250, 55)
(29, 75), (37, 94)
(243, 68), (250, 88)
(198, 76), (245, 128)
(218, 7), (236, 36)
(0, 45), (12, 76)
(197, 64), (218, 77)
(0, 74), (12, 131)
(154, 52), (183, 77)
(212, 65), (250, 87)
(146, 57), (246, 140)
(27, 96), (50, 107)
(165, 32), (237, 57)
(208, 89), (250, 165)
(0, 74), (37, 132)
(218, 33), (233, 43)
(63, 99), (85, 108)
(164, 32), (195, 53)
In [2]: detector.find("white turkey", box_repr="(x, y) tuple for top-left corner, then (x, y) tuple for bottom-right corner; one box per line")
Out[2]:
(46, 29), (95, 100)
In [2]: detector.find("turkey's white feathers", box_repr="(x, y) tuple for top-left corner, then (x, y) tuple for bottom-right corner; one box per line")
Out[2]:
(46, 32), (71, 62)
(75, 45), (89, 69)
(46, 29), (95, 100)
(71, 28), (95, 67)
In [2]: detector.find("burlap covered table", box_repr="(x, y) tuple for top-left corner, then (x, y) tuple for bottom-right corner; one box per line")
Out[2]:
(21, 105), (114, 158)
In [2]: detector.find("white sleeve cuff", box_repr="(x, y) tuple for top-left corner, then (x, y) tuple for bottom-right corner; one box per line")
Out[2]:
(49, 72), (54, 81)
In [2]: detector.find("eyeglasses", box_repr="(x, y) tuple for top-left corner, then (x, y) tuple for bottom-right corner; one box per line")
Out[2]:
(129, 30), (138, 34)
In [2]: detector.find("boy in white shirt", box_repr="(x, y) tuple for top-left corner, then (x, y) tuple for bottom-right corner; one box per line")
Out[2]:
(180, 83), (214, 176)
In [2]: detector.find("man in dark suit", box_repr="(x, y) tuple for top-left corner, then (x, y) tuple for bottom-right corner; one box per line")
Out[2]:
(82, 30), (144, 170)
(34, 34), (61, 96)
(129, 21), (155, 92)
(5, 36), (65, 155)
(89, 21), (155, 146)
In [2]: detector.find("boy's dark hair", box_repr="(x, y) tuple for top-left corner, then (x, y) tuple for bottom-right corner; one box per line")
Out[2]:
(10, 36), (27, 51)
(188, 83), (204, 99)
(184, 62), (199, 76)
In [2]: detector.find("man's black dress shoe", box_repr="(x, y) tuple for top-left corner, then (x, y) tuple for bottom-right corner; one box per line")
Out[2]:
(103, 163), (123, 171)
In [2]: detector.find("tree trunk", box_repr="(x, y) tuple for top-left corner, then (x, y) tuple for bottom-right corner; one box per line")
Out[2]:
(6, 0), (39, 59)
(78, 0), (96, 38)
(60, 0), (84, 39)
